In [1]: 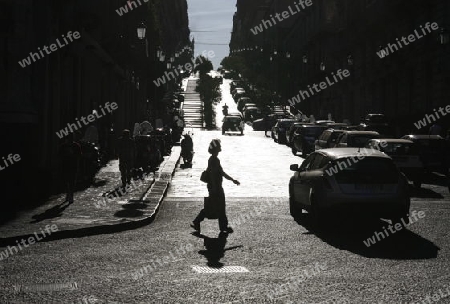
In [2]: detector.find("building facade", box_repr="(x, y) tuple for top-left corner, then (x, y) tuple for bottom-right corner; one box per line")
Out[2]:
(0, 0), (191, 207)
(230, 0), (450, 132)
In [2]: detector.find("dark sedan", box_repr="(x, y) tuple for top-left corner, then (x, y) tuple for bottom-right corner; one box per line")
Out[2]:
(292, 125), (328, 157)
(401, 135), (449, 174)
(272, 119), (298, 144)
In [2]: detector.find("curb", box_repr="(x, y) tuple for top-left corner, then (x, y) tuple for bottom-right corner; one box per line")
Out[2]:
(0, 147), (181, 247)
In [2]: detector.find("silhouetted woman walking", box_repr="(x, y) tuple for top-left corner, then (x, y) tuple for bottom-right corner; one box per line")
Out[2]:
(192, 139), (240, 234)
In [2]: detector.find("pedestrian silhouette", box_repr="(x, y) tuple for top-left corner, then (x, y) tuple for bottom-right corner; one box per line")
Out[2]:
(117, 129), (135, 188)
(59, 132), (82, 203)
(180, 133), (194, 167)
(191, 139), (240, 234)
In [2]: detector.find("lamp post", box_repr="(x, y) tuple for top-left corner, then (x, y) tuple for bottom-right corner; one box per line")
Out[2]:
(439, 28), (449, 45)
(137, 22), (147, 40)
(320, 61), (326, 72)
(347, 55), (354, 66)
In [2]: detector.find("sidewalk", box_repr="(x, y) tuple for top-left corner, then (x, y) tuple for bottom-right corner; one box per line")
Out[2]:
(0, 147), (181, 242)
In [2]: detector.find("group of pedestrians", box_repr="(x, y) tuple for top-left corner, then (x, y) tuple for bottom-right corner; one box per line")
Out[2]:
(59, 123), (241, 236)
(58, 119), (169, 204)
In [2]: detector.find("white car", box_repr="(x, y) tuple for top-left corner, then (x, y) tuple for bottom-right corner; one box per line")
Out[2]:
(289, 148), (410, 226)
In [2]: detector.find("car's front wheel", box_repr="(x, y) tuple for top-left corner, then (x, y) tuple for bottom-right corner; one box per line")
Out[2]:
(291, 146), (297, 155)
(309, 194), (323, 228)
(301, 146), (307, 158)
(289, 187), (302, 220)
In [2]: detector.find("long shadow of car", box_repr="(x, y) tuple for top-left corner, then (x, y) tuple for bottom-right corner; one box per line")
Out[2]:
(295, 213), (439, 259)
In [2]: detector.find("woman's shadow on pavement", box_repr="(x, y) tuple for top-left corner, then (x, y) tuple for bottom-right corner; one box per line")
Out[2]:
(193, 232), (243, 268)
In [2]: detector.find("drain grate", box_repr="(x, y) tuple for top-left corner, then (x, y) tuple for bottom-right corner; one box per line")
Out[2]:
(192, 266), (249, 273)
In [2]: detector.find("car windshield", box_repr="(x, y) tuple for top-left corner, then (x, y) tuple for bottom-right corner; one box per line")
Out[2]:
(304, 127), (326, 136)
(334, 157), (398, 184)
(382, 143), (418, 155)
(329, 132), (343, 140)
(351, 135), (379, 147)
(225, 117), (241, 122)
(279, 120), (295, 128)
(366, 115), (386, 122)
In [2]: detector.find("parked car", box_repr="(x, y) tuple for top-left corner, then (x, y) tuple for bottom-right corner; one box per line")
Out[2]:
(358, 113), (393, 137)
(400, 135), (449, 174)
(239, 102), (257, 113)
(286, 123), (313, 146)
(315, 120), (335, 125)
(291, 125), (328, 156)
(230, 81), (243, 92)
(223, 70), (233, 78)
(289, 148), (410, 226)
(366, 138), (424, 187)
(336, 131), (381, 148)
(227, 111), (243, 119)
(315, 129), (346, 150)
(325, 123), (348, 130)
(237, 98), (254, 112)
(253, 113), (292, 132)
(232, 88), (246, 100)
(222, 115), (244, 135)
(272, 119), (298, 144)
(243, 106), (261, 122)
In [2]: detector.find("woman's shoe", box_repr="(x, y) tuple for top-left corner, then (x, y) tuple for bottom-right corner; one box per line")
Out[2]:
(190, 221), (200, 233)
(221, 226), (233, 234)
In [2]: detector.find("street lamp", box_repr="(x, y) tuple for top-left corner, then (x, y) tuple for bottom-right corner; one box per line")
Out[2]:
(320, 62), (326, 71)
(286, 52), (291, 59)
(302, 55), (308, 64)
(439, 28), (449, 45)
(347, 55), (354, 66)
(137, 22), (147, 40)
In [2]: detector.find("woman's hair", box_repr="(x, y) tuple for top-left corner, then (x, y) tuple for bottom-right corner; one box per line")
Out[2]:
(208, 139), (221, 154)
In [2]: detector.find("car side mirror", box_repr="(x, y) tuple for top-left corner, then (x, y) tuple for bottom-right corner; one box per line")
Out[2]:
(290, 164), (299, 171)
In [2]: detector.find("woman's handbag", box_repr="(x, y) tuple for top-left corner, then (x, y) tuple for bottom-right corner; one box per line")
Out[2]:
(204, 197), (219, 219)
(200, 169), (209, 183)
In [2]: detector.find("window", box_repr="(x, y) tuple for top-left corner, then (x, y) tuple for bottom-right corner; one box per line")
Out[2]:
(310, 154), (327, 170)
(299, 153), (316, 171)
(319, 131), (329, 141)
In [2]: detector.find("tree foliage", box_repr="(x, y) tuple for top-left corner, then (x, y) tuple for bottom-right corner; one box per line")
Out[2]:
(195, 56), (221, 129)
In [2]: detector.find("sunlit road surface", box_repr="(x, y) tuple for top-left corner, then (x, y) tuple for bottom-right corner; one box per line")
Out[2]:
(1, 78), (450, 304)
(169, 129), (301, 198)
